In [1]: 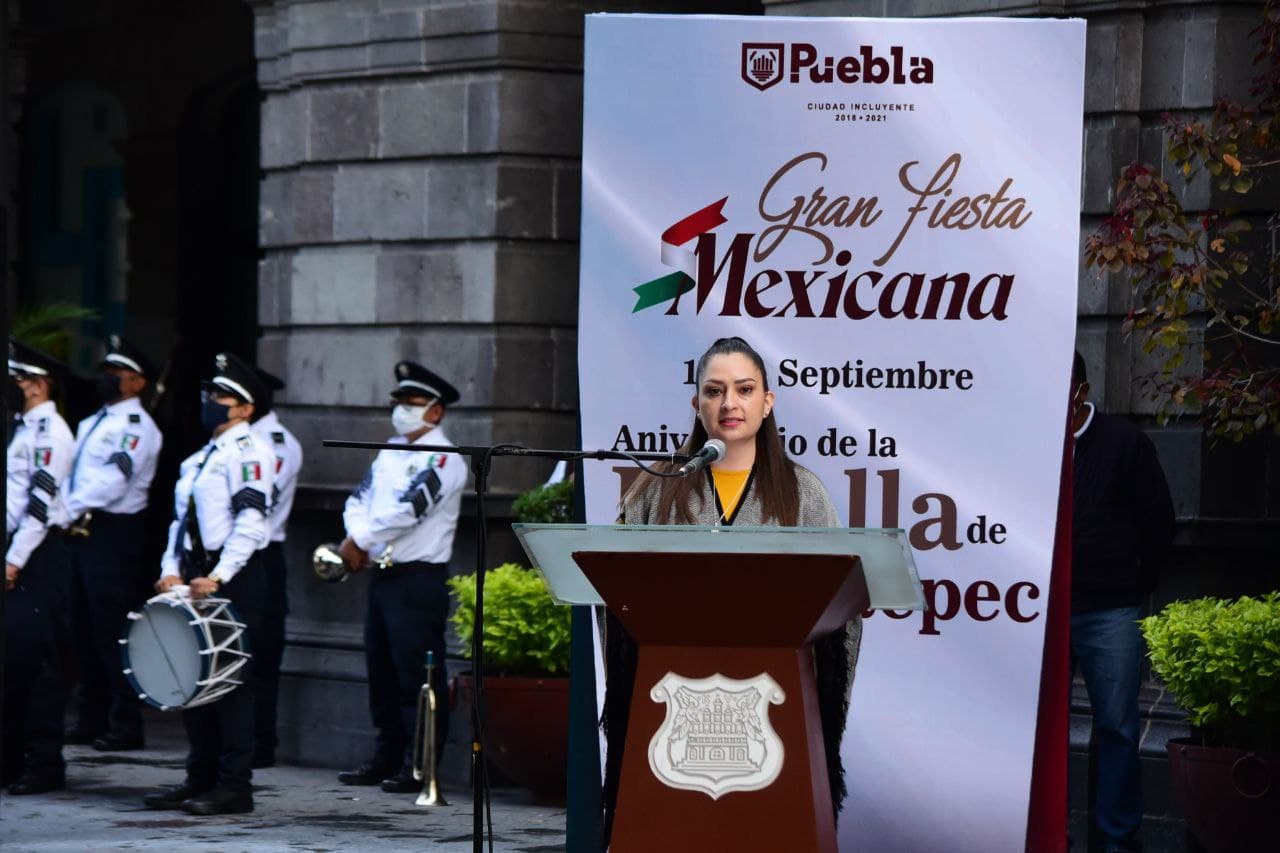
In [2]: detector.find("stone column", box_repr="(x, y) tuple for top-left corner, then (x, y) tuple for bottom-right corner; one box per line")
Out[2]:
(250, 0), (586, 772)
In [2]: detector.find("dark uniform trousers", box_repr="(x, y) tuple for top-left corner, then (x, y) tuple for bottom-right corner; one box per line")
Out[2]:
(252, 541), (288, 757)
(365, 562), (450, 770)
(2, 535), (71, 782)
(69, 511), (147, 739)
(181, 551), (265, 792)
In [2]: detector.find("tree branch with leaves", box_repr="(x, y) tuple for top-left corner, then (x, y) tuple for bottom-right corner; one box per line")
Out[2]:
(1084, 3), (1280, 441)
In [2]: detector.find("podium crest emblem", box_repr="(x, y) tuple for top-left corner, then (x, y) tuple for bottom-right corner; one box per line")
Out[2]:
(648, 672), (785, 799)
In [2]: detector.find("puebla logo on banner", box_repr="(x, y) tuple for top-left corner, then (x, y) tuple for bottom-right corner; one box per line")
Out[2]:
(580, 14), (1085, 852)
(742, 41), (935, 90)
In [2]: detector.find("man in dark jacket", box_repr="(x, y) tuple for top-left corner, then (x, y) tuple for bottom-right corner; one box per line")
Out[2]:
(1070, 351), (1175, 852)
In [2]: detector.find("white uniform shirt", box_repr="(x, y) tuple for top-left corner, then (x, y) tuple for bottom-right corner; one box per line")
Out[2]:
(159, 420), (274, 583)
(343, 426), (466, 565)
(6, 401), (75, 568)
(252, 411), (302, 543)
(61, 396), (162, 521)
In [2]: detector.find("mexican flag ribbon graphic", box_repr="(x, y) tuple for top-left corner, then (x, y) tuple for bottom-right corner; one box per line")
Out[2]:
(632, 197), (729, 312)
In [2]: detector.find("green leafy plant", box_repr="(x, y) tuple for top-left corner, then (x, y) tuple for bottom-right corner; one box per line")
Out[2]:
(11, 302), (99, 361)
(1140, 593), (1280, 749)
(511, 478), (573, 524)
(448, 562), (571, 677)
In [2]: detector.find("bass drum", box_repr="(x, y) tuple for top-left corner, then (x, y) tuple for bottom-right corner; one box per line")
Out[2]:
(120, 589), (251, 710)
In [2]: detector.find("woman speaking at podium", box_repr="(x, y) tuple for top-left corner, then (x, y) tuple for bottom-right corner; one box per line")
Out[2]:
(603, 336), (861, 841)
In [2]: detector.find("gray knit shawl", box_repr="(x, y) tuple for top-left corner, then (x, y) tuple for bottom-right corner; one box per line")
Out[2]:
(622, 463), (841, 527)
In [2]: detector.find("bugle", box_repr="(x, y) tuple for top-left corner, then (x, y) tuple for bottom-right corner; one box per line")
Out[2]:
(312, 542), (395, 583)
(411, 649), (447, 806)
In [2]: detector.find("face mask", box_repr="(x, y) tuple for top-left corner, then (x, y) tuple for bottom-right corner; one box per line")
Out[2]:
(392, 403), (429, 435)
(96, 372), (123, 404)
(200, 397), (233, 434)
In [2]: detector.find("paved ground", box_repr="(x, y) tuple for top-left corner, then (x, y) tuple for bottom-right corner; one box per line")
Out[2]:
(0, 725), (566, 852)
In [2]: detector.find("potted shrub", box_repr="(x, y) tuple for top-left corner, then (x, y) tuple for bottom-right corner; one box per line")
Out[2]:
(449, 563), (571, 804)
(1140, 592), (1280, 851)
(448, 479), (575, 803)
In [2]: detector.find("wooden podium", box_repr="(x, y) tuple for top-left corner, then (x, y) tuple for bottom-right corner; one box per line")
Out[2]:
(516, 525), (924, 853)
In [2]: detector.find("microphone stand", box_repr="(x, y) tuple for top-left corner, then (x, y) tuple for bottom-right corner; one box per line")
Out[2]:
(322, 439), (688, 853)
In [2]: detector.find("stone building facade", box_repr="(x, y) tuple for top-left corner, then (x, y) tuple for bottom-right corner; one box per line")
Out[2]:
(2, 0), (1276, 831)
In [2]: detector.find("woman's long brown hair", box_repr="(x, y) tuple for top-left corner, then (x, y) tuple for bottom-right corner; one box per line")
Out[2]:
(622, 337), (799, 525)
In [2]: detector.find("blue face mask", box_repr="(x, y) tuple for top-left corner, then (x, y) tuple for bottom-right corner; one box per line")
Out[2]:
(200, 397), (233, 434)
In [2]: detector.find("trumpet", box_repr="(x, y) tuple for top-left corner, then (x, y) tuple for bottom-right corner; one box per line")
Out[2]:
(312, 542), (395, 583)
(411, 650), (447, 806)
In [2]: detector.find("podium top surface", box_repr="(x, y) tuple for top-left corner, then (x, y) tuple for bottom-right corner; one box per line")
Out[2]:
(514, 523), (925, 610)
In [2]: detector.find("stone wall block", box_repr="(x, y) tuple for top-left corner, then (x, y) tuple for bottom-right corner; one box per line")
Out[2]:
(293, 168), (335, 243)
(285, 327), (402, 407)
(374, 246), (488, 323)
(289, 248), (378, 325)
(1180, 13), (1218, 110)
(418, 1), (500, 36)
(259, 171), (294, 246)
(496, 163), (555, 239)
(466, 77), (501, 153)
(261, 91), (304, 169)
(1140, 10), (1188, 112)
(423, 32), (501, 68)
(426, 161), (497, 238)
(333, 164), (428, 240)
(258, 253), (283, 327)
(496, 72), (583, 156)
(370, 39), (428, 71)
(492, 329), (557, 409)
(1214, 9), (1264, 103)
(493, 244), (578, 325)
(290, 10), (371, 51)
(1084, 14), (1142, 114)
(291, 45), (370, 80)
(496, 32), (582, 69)
(380, 81), (466, 158)
(370, 10), (425, 42)
(553, 165), (580, 241)
(1081, 115), (1140, 215)
(310, 88), (378, 161)
(498, 1), (591, 36)
(253, 8), (285, 61)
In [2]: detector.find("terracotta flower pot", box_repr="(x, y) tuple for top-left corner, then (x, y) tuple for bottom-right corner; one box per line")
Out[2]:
(1167, 737), (1279, 852)
(458, 673), (569, 805)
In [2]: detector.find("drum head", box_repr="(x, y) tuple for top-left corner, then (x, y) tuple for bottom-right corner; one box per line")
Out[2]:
(122, 602), (204, 709)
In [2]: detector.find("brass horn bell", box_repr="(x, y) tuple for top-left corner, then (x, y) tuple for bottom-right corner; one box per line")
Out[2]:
(312, 542), (348, 583)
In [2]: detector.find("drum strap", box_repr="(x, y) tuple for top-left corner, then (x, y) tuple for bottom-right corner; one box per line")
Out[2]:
(175, 445), (217, 581)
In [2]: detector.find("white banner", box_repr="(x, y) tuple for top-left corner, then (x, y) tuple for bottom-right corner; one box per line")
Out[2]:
(579, 14), (1084, 851)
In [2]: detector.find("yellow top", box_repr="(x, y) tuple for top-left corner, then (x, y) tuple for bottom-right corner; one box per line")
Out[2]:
(711, 468), (751, 519)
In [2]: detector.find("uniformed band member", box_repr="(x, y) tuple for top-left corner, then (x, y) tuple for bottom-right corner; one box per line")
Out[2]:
(249, 367), (301, 768)
(3, 342), (75, 795)
(63, 336), (163, 752)
(337, 360), (465, 794)
(143, 352), (274, 815)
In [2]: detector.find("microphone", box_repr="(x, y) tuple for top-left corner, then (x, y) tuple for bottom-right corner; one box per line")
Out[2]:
(677, 439), (726, 476)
